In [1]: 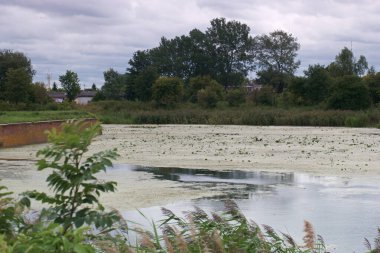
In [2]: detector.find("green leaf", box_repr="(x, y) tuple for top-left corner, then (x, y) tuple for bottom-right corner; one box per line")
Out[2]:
(74, 243), (94, 253)
(74, 217), (85, 228)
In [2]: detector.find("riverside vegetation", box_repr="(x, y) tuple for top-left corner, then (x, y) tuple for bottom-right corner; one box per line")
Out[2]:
(83, 101), (380, 128)
(1, 120), (379, 252)
(0, 110), (93, 124)
(1, 18), (380, 128)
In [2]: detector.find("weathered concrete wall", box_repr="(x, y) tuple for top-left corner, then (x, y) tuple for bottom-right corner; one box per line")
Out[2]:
(0, 119), (98, 148)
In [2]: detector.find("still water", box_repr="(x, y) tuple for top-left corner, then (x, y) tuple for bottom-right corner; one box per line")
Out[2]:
(114, 165), (380, 253)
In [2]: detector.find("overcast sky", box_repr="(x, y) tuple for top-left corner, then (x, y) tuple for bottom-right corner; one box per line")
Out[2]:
(1, 0), (379, 87)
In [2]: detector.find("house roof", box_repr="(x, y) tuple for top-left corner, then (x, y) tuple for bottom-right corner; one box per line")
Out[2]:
(77, 90), (97, 97)
(48, 91), (65, 99)
(48, 90), (97, 99)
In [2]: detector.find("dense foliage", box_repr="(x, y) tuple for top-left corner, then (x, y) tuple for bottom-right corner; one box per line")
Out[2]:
(82, 101), (380, 128)
(0, 120), (126, 252)
(59, 70), (81, 102)
(1, 18), (380, 126)
(90, 18), (378, 115)
(152, 77), (184, 107)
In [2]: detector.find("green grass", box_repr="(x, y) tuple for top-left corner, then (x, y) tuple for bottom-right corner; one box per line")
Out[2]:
(0, 110), (95, 124)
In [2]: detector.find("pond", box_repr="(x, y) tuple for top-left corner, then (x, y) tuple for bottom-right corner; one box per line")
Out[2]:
(111, 165), (380, 253)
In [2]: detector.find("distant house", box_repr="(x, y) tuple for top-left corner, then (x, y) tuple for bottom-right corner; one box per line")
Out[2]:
(48, 90), (96, 104)
(226, 81), (262, 93)
(48, 91), (65, 103)
(75, 90), (97, 105)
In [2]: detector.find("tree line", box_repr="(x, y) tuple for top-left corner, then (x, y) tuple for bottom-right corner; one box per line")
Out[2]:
(98, 18), (379, 110)
(1, 17), (379, 111)
(0, 51), (93, 107)
(0, 50), (51, 105)
(99, 18), (302, 102)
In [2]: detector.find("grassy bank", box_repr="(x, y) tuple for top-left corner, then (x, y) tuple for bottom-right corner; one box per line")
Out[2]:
(83, 101), (380, 127)
(2, 101), (379, 127)
(0, 110), (94, 124)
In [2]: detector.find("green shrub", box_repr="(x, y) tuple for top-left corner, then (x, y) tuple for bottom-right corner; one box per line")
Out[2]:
(327, 75), (371, 110)
(0, 185), (27, 240)
(152, 77), (184, 107)
(9, 224), (95, 253)
(226, 88), (246, 107)
(253, 86), (275, 105)
(345, 115), (369, 127)
(187, 76), (221, 102)
(197, 82), (224, 108)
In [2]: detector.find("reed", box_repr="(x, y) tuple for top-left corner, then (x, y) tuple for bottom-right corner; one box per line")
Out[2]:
(83, 101), (380, 127)
(124, 200), (328, 253)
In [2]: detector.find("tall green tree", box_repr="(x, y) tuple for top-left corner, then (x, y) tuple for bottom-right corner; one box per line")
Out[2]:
(188, 29), (215, 77)
(303, 64), (332, 103)
(363, 72), (380, 104)
(327, 75), (370, 110)
(126, 50), (154, 100)
(126, 18), (256, 89)
(328, 47), (368, 77)
(102, 68), (126, 100)
(206, 18), (256, 87)
(150, 36), (193, 79)
(127, 50), (152, 77)
(132, 66), (159, 101)
(0, 50), (34, 100)
(3, 68), (32, 104)
(59, 70), (80, 102)
(255, 30), (301, 92)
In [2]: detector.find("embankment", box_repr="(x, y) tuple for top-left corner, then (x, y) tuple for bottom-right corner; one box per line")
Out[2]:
(0, 119), (97, 148)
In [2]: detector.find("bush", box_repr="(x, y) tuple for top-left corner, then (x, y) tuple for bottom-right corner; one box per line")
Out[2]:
(152, 77), (184, 107)
(344, 115), (369, 127)
(327, 75), (371, 110)
(226, 88), (246, 107)
(0, 120), (125, 252)
(253, 86), (275, 106)
(187, 76), (221, 102)
(197, 82), (224, 108)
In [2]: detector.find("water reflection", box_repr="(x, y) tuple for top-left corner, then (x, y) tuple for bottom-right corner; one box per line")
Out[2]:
(114, 165), (380, 253)
(134, 166), (296, 185)
(132, 166), (300, 199)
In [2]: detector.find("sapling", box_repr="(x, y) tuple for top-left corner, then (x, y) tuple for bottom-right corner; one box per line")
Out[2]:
(24, 120), (120, 233)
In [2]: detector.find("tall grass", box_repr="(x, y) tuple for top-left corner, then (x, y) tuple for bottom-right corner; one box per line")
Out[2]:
(121, 200), (327, 253)
(83, 101), (380, 127)
(0, 110), (94, 124)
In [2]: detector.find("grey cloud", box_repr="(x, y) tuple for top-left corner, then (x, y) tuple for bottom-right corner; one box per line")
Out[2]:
(1, 0), (379, 86)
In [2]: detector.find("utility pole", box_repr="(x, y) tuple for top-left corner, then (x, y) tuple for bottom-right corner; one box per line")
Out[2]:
(46, 72), (52, 90)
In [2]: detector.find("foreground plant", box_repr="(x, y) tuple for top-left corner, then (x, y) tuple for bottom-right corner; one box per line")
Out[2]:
(0, 184), (27, 241)
(364, 228), (380, 253)
(128, 200), (327, 253)
(24, 120), (121, 233)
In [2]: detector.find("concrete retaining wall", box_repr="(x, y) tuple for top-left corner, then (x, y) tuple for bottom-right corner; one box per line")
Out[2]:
(0, 119), (98, 148)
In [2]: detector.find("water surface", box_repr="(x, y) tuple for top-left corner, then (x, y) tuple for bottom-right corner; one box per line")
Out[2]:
(113, 165), (380, 253)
